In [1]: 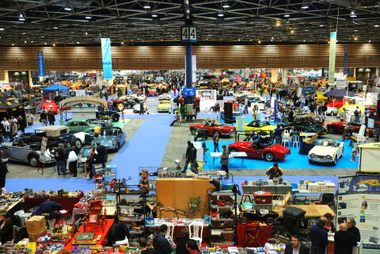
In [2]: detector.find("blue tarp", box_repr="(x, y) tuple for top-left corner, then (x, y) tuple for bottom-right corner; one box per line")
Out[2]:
(43, 83), (70, 93)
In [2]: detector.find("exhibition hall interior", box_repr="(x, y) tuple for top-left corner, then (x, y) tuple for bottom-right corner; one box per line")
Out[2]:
(0, 0), (380, 253)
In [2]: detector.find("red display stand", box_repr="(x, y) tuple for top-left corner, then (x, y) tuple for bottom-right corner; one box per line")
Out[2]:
(237, 222), (272, 247)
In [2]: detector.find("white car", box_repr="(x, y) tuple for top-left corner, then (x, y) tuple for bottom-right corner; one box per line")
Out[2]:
(308, 140), (344, 165)
(326, 106), (338, 116)
(133, 103), (148, 113)
(158, 93), (171, 101)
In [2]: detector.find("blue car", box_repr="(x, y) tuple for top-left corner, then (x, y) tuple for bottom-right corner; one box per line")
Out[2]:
(96, 127), (126, 152)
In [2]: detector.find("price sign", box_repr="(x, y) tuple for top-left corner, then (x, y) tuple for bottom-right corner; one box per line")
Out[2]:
(181, 26), (197, 42)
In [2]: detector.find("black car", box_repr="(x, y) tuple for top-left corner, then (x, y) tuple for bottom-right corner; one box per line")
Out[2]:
(96, 108), (120, 122)
(18, 132), (83, 150)
(284, 120), (327, 136)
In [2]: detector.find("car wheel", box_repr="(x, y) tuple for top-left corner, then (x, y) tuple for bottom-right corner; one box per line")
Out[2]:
(112, 114), (120, 122)
(264, 152), (274, 162)
(190, 129), (196, 135)
(265, 216), (275, 225)
(28, 155), (39, 167)
(327, 126), (335, 134)
(332, 157), (337, 166)
(74, 139), (82, 150)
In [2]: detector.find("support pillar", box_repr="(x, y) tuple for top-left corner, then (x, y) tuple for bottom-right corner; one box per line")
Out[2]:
(185, 43), (193, 88)
(281, 68), (287, 85)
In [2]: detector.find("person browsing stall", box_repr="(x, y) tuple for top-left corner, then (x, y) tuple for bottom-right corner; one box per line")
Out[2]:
(347, 217), (361, 244)
(153, 224), (172, 254)
(221, 144), (229, 176)
(266, 163), (283, 180)
(334, 223), (356, 254)
(310, 217), (328, 254)
(285, 234), (310, 254)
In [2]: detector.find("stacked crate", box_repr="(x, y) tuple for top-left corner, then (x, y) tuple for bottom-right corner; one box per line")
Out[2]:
(26, 216), (47, 242)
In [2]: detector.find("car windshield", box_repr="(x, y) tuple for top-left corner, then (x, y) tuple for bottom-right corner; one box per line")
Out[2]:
(316, 140), (337, 147)
(247, 121), (264, 127)
(101, 129), (118, 136)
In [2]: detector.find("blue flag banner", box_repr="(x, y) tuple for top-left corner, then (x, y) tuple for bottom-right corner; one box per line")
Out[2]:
(101, 38), (113, 80)
(37, 52), (45, 77)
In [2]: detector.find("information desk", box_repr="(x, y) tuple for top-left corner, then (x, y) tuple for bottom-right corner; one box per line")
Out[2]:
(273, 204), (335, 218)
(24, 195), (83, 213)
(63, 218), (114, 252)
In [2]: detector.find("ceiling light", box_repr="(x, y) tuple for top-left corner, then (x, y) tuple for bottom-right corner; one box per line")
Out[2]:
(353, 36), (358, 41)
(218, 13), (224, 17)
(85, 32), (88, 35)
(19, 17), (25, 21)
(54, 26), (58, 30)
(30, 40), (34, 43)
(52, 43), (56, 47)
(44, 42), (47, 45)
(143, 4), (151, 9)
(222, 3), (230, 8)
(354, 29), (358, 32)
(258, 40), (261, 44)
(320, 24), (324, 27)
(301, 5), (309, 9)
(305, 29), (309, 32)
(374, 25), (380, 28)
(350, 11), (357, 18)
(0, 28), (3, 31)
(290, 29), (295, 34)
(271, 36), (274, 41)
(19, 13), (23, 18)
(76, 41), (80, 44)
(151, 14), (158, 18)
(284, 14), (290, 18)
(85, 16), (92, 20)
(11, 43), (14, 46)
(303, 39), (306, 42)
(121, 41), (124, 45)
(368, 40), (372, 43)
(64, 7), (72, 11)
(24, 40), (27, 44)
(275, 20), (281, 27)
(186, 9), (190, 14)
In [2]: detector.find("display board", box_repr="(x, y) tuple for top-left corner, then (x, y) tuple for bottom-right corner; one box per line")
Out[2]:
(358, 143), (380, 173)
(338, 175), (380, 252)
(196, 89), (216, 112)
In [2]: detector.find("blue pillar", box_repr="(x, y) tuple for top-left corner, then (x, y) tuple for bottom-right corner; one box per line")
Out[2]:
(185, 43), (193, 88)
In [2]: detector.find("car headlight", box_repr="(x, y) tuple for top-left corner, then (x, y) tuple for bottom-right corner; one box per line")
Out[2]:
(326, 155), (332, 159)
(310, 153), (315, 158)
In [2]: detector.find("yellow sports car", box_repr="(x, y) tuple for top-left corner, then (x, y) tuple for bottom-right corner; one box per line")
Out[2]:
(157, 99), (171, 113)
(338, 103), (365, 114)
(240, 120), (276, 134)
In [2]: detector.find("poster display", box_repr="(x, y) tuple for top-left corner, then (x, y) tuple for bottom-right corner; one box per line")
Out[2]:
(358, 143), (380, 173)
(101, 38), (113, 80)
(338, 175), (380, 251)
(196, 89), (216, 112)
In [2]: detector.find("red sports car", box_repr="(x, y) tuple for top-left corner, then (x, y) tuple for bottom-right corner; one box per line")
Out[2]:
(326, 121), (377, 137)
(228, 141), (290, 161)
(42, 99), (59, 114)
(189, 120), (236, 136)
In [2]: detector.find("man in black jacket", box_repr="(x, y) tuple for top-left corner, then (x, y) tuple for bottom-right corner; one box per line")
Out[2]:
(153, 224), (172, 254)
(310, 216), (328, 254)
(182, 141), (194, 173)
(96, 142), (108, 169)
(334, 223), (356, 254)
(285, 235), (310, 254)
(347, 217), (361, 244)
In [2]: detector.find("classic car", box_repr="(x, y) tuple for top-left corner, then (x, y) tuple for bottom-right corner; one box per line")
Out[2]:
(284, 120), (327, 136)
(133, 103), (148, 113)
(0, 139), (55, 167)
(157, 99), (171, 113)
(326, 121), (377, 137)
(189, 120), (236, 137)
(158, 93), (171, 101)
(246, 95), (266, 110)
(96, 127), (126, 151)
(220, 111), (242, 123)
(33, 125), (83, 149)
(96, 108), (120, 122)
(308, 140), (344, 165)
(65, 120), (97, 133)
(42, 99), (59, 114)
(228, 141), (290, 162)
(243, 120), (276, 135)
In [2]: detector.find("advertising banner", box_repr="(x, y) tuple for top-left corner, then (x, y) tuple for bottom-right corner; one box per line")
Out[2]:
(328, 32), (337, 84)
(37, 52), (45, 77)
(338, 175), (380, 195)
(196, 89), (216, 112)
(101, 38), (113, 80)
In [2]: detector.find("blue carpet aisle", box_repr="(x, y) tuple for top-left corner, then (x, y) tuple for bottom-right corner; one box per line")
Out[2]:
(202, 139), (358, 170)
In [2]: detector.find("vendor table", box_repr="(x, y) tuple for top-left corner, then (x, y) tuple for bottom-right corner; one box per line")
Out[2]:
(210, 152), (247, 167)
(23, 195), (83, 213)
(273, 204), (335, 218)
(63, 218), (114, 252)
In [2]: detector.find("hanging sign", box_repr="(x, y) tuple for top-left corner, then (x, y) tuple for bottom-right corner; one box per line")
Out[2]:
(101, 38), (113, 80)
(343, 45), (348, 76)
(328, 32), (337, 84)
(37, 52), (45, 77)
(181, 26), (197, 42)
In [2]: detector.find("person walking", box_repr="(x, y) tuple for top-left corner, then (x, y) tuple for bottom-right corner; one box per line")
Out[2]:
(68, 146), (78, 177)
(47, 108), (55, 126)
(1, 118), (10, 142)
(213, 131), (220, 152)
(40, 110), (47, 126)
(139, 101), (145, 115)
(334, 223), (356, 254)
(221, 144), (229, 176)
(55, 143), (67, 176)
(0, 150), (9, 194)
(95, 142), (108, 169)
(87, 146), (95, 179)
(310, 217), (328, 254)
(17, 115), (26, 134)
(182, 141), (193, 173)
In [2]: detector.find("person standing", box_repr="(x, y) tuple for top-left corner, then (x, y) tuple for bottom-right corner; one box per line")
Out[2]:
(153, 225), (172, 254)
(221, 144), (229, 176)
(139, 101), (145, 115)
(266, 163), (283, 180)
(182, 141), (193, 173)
(347, 218), (361, 244)
(0, 150), (8, 194)
(96, 142), (108, 169)
(55, 143), (67, 176)
(47, 108), (55, 126)
(40, 110), (47, 126)
(68, 146), (78, 177)
(334, 223), (356, 254)
(87, 146), (95, 179)
(18, 115), (26, 134)
(310, 217), (328, 254)
(213, 131), (220, 152)
(9, 117), (18, 141)
(1, 118), (10, 142)
(285, 235), (310, 254)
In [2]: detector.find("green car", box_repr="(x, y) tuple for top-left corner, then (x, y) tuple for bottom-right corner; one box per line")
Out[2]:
(65, 120), (97, 133)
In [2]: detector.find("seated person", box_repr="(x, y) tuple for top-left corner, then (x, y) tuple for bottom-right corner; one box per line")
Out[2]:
(0, 212), (13, 244)
(33, 199), (63, 219)
(107, 222), (130, 246)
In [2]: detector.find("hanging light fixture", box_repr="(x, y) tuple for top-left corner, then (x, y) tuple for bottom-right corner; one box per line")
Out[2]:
(14, 72), (20, 77)
(350, 11), (357, 18)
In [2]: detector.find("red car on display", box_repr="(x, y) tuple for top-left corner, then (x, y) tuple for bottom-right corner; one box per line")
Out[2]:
(326, 121), (377, 137)
(228, 141), (290, 162)
(189, 120), (236, 136)
(42, 99), (59, 114)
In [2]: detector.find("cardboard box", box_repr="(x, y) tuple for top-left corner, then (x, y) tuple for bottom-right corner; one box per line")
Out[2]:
(28, 229), (47, 242)
(26, 216), (46, 234)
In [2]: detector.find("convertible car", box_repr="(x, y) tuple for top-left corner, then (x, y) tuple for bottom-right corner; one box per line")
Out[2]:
(189, 120), (236, 136)
(158, 93), (171, 101)
(157, 99), (171, 113)
(228, 141), (290, 162)
(308, 140), (344, 165)
(0, 139), (55, 167)
(96, 127), (126, 151)
(326, 121), (377, 137)
(65, 120), (97, 133)
(243, 121), (276, 135)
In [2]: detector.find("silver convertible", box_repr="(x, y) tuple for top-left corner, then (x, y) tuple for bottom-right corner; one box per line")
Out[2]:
(0, 139), (55, 167)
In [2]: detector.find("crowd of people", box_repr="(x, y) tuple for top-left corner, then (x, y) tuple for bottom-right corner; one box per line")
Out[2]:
(0, 115), (27, 143)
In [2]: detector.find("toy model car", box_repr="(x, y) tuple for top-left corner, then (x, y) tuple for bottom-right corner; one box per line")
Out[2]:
(133, 103), (148, 113)
(96, 127), (126, 151)
(189, 120), (236, 137)
(157, 100), (171, 113)
(326, 121), (377, 137)
(243, 120), (276, 135)
(228, 141), (290, 162)
(0, 139), (55, 167)
(308, 139), (344, 165)
(65, 120), (98, 134)
(42, 99), (59, 114)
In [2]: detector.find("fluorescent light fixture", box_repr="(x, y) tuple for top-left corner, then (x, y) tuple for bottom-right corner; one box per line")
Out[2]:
(301, 5), (309, 9)
(76, 41), (80, 44)
(64, 7), (72, 11)
(350, 11), (357, 18)
(52, 43), (56, 47)
(354, 29), (358, 32)
(85, 32), (88, 35)
(121, 41), (124, 45)
(258, 40), (261, 44)
(151, 14), (158, 18)
(368, 40), (372, 43)
(85, 16), (92, 19)
(222, 3), (230, 8)
(11, 43), (14, 46)
(19, 17), (25, 21)
(374, 25), (380, 28)
(143, 4), (151, 9)
(284, 14), (290, 18)
(44, 42), (47, 45)
(0, 28), (4, 31)
(320, 24), (324, 27)
(218, 13), (224, 17)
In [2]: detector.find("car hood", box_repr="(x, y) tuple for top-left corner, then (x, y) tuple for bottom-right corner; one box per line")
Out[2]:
(97, 136), (117, 147)
(309, 146), (338, 156)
